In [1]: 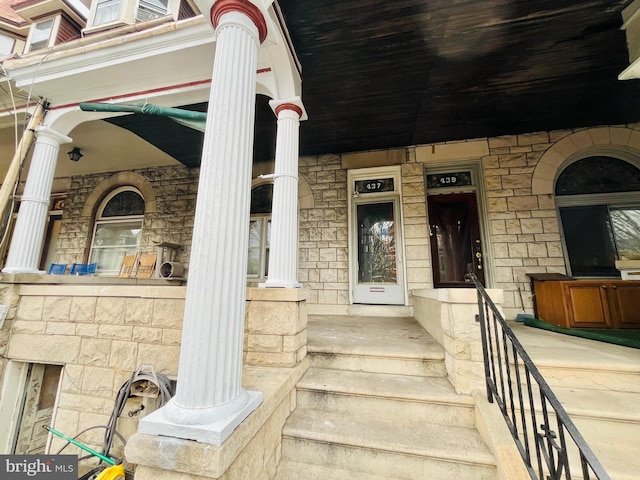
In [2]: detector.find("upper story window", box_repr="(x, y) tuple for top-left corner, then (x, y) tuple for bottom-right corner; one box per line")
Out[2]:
(94, 0), (122, 26)
(27, 19), (54, 52)
(0, 34), (15, 56)
(137, 0), (169, 21)
(87, 0), (173, 31)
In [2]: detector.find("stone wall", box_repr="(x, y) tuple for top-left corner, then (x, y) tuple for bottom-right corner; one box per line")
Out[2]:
(55, 165), (199, 268)
(482, 131), (566, 317)
(50, 124), (640, 317)
(297, 154), (349, 309)
(401, 163), (432, 292)
(6, 284), (185, 465)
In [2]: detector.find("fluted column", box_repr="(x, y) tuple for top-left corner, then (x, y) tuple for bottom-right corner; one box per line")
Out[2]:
(2, 127), (71, 274)
(261, 101), (304, 288)
(139, 0), (266, 445)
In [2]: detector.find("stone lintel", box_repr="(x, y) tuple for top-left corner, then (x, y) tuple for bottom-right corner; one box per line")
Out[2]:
(415, 140), (489, 163)
(341, 149), (405, 169)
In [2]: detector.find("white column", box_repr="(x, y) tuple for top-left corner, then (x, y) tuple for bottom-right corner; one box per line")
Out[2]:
(261, 101), (304, 288)
(139, 0), (266, 445)
(2, 127), (71, 274)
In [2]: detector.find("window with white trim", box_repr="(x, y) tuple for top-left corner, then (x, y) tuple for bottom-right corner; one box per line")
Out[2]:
(94, 0), (122, 26)
(556, 156), (640, 277)
(0, 34), (15, 56)
(28, 19), (54, 52)
(136, 0), (169, 21)
(89, 188), (145, 275)
(248, 183), (272, 278)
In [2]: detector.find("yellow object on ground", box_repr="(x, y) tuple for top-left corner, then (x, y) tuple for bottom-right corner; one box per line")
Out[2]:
(95, 464), (126, 480)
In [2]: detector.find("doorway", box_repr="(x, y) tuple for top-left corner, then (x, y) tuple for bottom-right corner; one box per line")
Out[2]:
(13, 363), (62, 454)
(349, 167), (406, 305)
(427, 192), (485, 287)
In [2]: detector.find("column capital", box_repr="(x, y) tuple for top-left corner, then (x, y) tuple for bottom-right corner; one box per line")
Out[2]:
(211, 0), (267, 43)
(269, 97), (307, 121)
(35, 126), (72, 146)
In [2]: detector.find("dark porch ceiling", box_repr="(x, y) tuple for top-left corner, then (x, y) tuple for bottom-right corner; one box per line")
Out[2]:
(112, 0), (640, 166)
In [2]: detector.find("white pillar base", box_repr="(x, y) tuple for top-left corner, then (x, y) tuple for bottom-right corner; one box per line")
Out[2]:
(139, 389), (262, 445)
(259, 280), (302, 288)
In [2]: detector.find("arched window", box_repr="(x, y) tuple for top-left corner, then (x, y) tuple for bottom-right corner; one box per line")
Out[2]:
(89, 187), (145, 275)
(248, 183), (272, 278)
(556, 156), (640, 277)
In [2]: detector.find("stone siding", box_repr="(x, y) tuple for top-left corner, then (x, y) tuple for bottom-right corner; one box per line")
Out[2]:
(482, 131), (565, 317)
(50, 125), (640, 317)
(297, 154), (349, 308)
(6, 285), (185, 465)
(55, 165), (198, 268)
(401, 163), (432, 292)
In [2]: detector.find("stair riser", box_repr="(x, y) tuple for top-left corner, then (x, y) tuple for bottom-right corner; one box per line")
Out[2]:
(521, 365), (640, 394)
(296, 390), (476, 428)
(572, 418), (640, 446)
(309, 353), (446, 377)
(274, 461), (405, 480)
(281, 437), (497, 480)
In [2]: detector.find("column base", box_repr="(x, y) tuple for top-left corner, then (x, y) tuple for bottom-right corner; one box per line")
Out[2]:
(138, 389), (263, 445)
(259, 280), (302, 288)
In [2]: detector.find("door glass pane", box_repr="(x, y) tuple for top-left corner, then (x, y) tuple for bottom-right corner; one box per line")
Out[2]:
(559, 205), (618, 276)
(430, 199), (472, 283)
(610, 206), (640, 260)
(357, 203), (396, 283)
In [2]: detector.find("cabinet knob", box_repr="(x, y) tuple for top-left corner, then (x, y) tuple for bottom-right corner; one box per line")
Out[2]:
(601, 285), (607, 289)
(612, 285), (617, 289)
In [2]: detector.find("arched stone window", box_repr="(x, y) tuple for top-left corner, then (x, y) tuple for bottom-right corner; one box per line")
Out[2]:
(248, 183), (272, 278)
(556, 156), (640, 277)
(89, 187), (145, 275)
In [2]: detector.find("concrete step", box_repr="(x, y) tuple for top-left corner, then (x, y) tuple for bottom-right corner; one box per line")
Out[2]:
(553, 386), (640, 446)
(297, 367), (475, 427)
(280, 408), (497, 480)
(510, 322), (640, 394)
(522, 386), (640, 479)
(307, 315), (446, 376)
(274, 460), (405, 480)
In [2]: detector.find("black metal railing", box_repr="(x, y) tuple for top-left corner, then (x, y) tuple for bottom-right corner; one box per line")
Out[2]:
(467, 273), (610, 480)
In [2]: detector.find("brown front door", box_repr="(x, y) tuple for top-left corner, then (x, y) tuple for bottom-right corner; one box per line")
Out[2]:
(427, 193), (485, 287)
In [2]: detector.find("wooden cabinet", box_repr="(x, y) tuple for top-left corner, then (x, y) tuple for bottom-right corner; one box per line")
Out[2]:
(531, 275), (640, 329)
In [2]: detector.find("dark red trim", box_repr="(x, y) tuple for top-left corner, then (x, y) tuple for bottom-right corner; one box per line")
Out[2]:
(257, 67), (272, 74)
(211, 0), (267, 44)
(50, 79), (213, 110)
(275, 103), (302, 118)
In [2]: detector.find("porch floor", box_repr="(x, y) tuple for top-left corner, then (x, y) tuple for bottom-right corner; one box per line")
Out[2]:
(307, 314), (639, 377)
